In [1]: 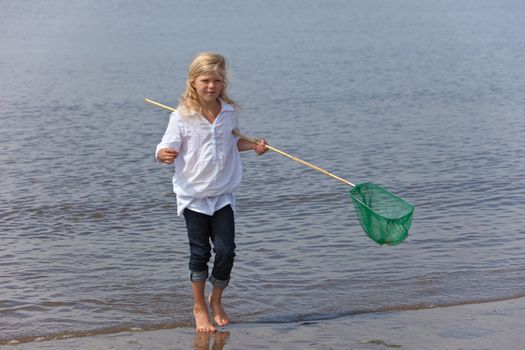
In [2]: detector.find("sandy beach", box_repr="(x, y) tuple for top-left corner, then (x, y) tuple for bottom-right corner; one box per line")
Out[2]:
(2, 296), (524, 350)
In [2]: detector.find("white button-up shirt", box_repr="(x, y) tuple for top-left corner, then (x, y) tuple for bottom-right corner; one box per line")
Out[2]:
(156, 101), (242, 216)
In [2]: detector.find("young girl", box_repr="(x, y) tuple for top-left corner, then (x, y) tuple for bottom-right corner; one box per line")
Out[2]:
(156, 52), (267, 332)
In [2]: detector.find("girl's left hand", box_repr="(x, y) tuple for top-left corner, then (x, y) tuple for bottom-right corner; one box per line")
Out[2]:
(255, 139), (268, 155)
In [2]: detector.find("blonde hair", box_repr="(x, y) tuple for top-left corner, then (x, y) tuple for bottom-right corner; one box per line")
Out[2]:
(178, 52), (238, 114)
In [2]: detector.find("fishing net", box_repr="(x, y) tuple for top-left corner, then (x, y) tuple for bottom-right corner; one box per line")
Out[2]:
(349, 182), (414, 245)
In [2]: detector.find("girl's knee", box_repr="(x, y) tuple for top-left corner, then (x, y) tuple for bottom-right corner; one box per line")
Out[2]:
(215, 243), (236, 262)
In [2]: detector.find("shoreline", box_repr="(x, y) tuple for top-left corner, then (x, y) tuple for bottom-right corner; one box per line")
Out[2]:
(3, 296), (524, 349)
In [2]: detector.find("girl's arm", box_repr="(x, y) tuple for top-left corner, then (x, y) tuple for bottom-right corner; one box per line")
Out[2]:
(237, 138), (268, 155)
(156, 112), (182, 163)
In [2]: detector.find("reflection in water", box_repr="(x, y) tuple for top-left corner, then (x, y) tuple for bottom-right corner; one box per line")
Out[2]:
(194, 331), (230, 350)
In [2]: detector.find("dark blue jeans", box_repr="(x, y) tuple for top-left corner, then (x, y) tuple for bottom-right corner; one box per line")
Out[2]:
(183, 205), (236, 289)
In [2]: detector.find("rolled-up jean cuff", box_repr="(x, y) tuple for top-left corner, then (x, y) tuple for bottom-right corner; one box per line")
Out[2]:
(209, 275), (229, 290)
(190, 270), (208, 282)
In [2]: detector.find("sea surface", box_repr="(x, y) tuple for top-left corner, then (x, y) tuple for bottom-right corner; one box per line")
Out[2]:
(1, 0), (524, 343)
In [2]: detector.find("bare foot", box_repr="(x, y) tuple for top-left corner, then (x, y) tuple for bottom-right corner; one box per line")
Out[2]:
(208, 294), (231, 327)
(194, 303), (216, 332)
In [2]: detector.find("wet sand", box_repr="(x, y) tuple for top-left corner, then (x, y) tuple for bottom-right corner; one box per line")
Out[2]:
(3, 297), (524, 350)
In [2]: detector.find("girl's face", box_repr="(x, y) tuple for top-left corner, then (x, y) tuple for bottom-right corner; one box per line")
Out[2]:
(192, 72), (224, 104)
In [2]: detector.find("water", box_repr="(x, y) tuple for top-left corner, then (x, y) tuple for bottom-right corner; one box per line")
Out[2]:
(1, 0), (524, 343)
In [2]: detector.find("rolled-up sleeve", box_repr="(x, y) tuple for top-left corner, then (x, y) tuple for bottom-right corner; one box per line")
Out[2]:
(155, 112), (183, 160)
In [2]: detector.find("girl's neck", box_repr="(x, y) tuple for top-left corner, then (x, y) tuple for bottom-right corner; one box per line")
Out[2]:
(199, 99), (221, 123)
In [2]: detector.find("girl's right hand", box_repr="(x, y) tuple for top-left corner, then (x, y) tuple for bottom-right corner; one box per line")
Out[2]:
(157, 148), (179, 164)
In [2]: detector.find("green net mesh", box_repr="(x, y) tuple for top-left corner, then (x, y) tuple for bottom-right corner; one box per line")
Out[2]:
(349, 182), (414, 245)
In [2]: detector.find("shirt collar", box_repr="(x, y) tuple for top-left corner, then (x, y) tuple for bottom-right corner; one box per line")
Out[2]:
(219, 99), (234, 112)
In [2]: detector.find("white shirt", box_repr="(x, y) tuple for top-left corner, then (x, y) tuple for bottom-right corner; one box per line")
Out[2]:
(156, 101), (242, 216)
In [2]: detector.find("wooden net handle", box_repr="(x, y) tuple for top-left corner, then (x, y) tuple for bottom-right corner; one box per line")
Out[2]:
(145, 98), (355, 187)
